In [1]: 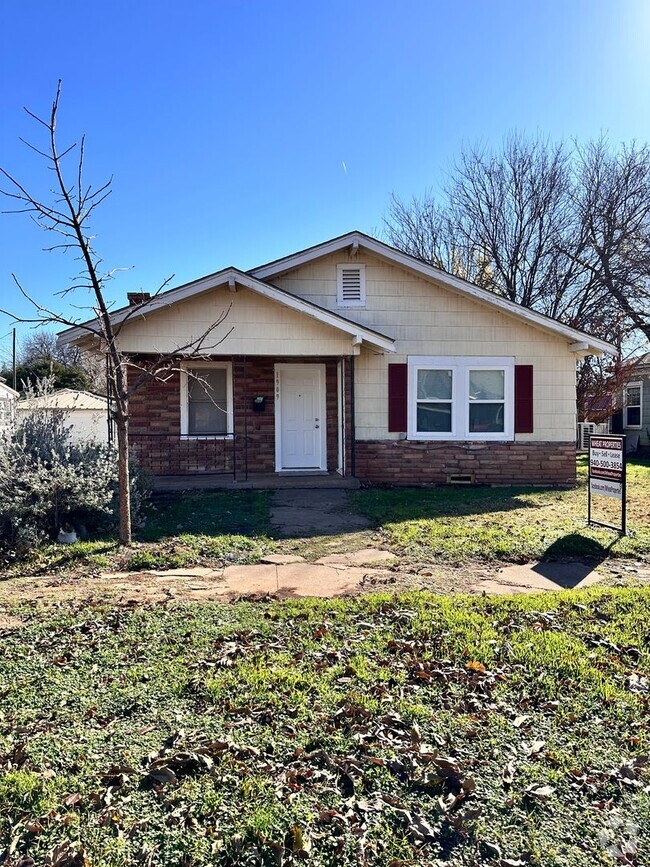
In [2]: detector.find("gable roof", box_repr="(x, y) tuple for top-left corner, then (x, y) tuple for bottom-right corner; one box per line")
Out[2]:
(58, 266), (395, 353)
(0, 380), (19, 399)
(16, 388), (109, 411)
(251, 231), (617, 356)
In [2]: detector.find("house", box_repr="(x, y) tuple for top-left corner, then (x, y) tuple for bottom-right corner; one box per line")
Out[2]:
(58, 231), (615, 486)
(15, 388), (111, 444)
(0, 379), (18, 431)
(616, 353), (650, 449)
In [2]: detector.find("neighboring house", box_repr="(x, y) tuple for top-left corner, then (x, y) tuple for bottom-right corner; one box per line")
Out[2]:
(617, 353), (650, 449)
(59, 231), (615, 486)
(15, 388), (111, 443)
(0, 379), (18, 431)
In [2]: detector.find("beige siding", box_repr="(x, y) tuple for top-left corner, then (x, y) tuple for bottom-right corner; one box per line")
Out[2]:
(115, 286), (355, 357)
(275, 251), (577, 442)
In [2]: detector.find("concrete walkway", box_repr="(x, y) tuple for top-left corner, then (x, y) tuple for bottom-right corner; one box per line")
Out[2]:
(470, 560), (606, 594)
(103, 556), (609, 601)
(270, 488), (371, 537)
(4, 556), (643, 608)
(101, 547), (400, 601)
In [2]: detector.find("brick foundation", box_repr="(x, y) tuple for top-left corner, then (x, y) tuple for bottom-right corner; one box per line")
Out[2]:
(354, 440), (576, 486)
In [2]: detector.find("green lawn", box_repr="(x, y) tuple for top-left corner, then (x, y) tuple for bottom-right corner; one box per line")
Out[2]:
(353, 457), (650, 564)
(4, 458), (649, 578)
(1, 588), (649, 865)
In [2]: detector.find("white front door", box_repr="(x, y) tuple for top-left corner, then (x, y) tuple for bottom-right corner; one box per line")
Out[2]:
(275, 364), (326, 470)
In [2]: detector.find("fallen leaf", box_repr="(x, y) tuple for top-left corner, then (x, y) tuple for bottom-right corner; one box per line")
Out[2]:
(502, 761), (516, 786)
(525, 784), (555, 800)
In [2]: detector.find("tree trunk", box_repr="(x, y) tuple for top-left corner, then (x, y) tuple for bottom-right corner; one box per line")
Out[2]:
(115, 409), (132, 546)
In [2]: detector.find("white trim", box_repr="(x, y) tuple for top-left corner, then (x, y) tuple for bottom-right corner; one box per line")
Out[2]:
(624, 380), (643, 429)
(407, 356), (514, 442)
(337, 359), (344, 474)
(252, 232), (617, 356)
(337, 264), (366, 307)
(274, 363), (327, 472)
(58, 266), (394, 354)
(180, 360), (233, 438)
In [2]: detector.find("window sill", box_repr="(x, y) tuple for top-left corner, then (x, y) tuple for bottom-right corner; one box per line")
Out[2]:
(180, 434), (234, 441)
(408, 434), (514, 442)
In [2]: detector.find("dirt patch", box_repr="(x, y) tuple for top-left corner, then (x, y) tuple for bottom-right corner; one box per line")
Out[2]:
(0, 614), (24, 630)
(1, 556), (647, 608)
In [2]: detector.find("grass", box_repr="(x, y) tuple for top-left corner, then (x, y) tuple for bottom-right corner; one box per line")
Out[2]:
(4, 490), (275, 577)
(1, 587), (649, 865)
(353, 456), (650, 564)
(3, 458), (648, 579)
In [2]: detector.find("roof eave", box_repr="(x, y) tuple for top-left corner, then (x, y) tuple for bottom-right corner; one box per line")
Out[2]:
(58, 265), (396, 354)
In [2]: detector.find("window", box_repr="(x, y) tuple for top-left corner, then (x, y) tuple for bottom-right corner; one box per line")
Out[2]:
(468, 369), (505, 433)
(624, 381), (642, 429)
(337, 264), (366, 307)
(180, 362), (233, 437)
(408, 356), (514, 441)
(416, 368), (453, 432)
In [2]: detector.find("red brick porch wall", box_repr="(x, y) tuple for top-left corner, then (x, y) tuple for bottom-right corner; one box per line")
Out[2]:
(354, 440), (576, 486)
(128, 356), (351, 476)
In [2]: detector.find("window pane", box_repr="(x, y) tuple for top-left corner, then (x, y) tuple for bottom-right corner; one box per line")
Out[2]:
(188, 402), (227, 434)
(417, 369), (452, 400)
(469, 369), (504, 401)
(189, 368), (227, 403)
(626, 386), (641, 407)
(626, 407), (641, 427)
(188, 368), (228, 435)
(417, 402), (452, 433)
(469, 403), (504, 433)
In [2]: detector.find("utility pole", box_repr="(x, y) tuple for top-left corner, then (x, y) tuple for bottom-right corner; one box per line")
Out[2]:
(12, 328), (16, 391)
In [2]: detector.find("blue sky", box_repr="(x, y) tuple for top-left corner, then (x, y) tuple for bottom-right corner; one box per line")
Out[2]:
(1, 0), (650, 363)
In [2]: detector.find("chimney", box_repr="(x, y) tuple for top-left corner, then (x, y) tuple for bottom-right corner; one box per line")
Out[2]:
(127, 291), (151, 307)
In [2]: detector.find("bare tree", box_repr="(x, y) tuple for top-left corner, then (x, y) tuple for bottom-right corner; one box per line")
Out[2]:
(21, 328), (80, 366)
(16, 328), (107, 393)
(570, 138), (650, 344)
(384, 134), (626, 344)
(384, 192), (479, 279)
(0, 83), (229, 545)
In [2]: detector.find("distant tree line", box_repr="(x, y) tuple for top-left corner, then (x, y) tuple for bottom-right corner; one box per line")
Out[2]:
(0, 329), (105, 394)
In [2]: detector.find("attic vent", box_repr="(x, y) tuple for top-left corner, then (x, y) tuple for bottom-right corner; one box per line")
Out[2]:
(337, 264), (366, 307)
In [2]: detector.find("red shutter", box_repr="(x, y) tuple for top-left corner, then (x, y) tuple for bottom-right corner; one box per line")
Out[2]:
(388, 363), (408, 432)
(514, 365), (534, 433)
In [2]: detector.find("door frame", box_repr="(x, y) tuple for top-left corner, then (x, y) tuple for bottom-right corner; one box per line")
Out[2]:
(274, 363), (327, 472)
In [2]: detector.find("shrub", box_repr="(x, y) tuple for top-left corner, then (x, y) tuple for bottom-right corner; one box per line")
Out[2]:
(0, 382), (149, 563)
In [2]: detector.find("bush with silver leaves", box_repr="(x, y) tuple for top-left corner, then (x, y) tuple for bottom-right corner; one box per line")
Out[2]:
(0, 379), (149, 563)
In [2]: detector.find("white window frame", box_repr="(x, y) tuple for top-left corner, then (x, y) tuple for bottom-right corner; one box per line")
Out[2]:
(407, 356), (514, 442)
(180, 361), (233, 439)
(336, 264), (366, 307)
(624, 381), (642, 429)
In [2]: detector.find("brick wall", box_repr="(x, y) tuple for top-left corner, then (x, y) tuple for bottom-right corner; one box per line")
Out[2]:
(354, 440), (576, 486)
(128, 356), (348, 477)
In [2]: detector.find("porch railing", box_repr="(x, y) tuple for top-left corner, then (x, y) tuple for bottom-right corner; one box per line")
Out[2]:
(129, 432), (237, 477)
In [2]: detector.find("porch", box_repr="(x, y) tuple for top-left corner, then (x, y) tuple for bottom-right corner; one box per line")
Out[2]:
(128, 355), (356, 487)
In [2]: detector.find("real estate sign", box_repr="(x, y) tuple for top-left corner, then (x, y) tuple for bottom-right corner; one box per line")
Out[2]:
(588, 434), (626, 534)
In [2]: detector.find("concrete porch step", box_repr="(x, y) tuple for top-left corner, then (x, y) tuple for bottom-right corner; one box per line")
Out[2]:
(151, 472), (360, 492)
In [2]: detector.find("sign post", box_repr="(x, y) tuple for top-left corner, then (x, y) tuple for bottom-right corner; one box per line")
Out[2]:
(588, 434), (626, 535)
